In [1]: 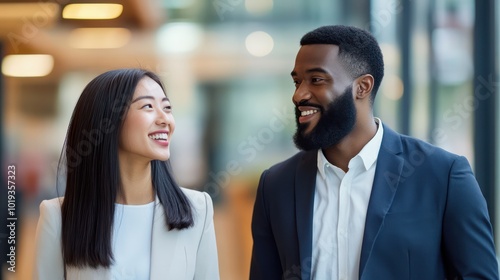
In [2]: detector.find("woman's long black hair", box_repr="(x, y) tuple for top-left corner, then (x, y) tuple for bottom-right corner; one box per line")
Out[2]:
(59, 69), (193, 268)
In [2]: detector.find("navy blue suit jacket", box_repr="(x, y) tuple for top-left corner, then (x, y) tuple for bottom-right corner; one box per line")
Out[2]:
(250, 125), (498, 279)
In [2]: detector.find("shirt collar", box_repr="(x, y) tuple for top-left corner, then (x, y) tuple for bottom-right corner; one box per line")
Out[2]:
(357, 117), (383, 171)
(317, 118), (384, 179)
(317, 149), (329, 180)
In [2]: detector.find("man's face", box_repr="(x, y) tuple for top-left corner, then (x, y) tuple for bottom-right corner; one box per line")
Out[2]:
(291, 44), (356, 150)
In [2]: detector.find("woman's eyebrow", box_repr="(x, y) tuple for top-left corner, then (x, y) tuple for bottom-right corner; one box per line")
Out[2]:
(131, 96), (169, 103)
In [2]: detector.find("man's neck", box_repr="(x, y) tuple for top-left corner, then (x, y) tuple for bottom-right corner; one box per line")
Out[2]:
(322, 119), (378, 172)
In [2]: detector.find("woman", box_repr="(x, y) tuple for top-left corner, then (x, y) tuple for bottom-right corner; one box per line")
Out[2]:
(34, 69), (220, 280)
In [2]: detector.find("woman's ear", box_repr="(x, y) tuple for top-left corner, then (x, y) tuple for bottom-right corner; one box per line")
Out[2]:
(354, 74), (374, 100)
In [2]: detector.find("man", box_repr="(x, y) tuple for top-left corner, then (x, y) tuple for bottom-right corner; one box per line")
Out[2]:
(250, 25), (498, 280)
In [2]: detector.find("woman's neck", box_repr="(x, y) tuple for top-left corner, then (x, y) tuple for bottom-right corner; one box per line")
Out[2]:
(117, 156), (154, 205)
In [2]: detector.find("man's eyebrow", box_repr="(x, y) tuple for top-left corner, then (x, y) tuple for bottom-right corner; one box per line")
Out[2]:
(131, 96), (170, 103)
(291, 67), (329, 76)
(306, 67), (329, 74)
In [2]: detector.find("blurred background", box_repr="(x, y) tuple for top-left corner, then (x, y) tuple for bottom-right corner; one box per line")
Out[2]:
(0, 0), (498, 279)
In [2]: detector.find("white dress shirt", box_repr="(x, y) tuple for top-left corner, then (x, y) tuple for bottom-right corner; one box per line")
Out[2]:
(311, 118), (384, 280)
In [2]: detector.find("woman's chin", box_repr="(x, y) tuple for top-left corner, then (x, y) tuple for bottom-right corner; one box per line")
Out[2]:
(154, 153), (171, 162)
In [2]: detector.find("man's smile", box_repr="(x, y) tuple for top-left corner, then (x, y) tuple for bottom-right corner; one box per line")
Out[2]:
(297, 106), (321, 124)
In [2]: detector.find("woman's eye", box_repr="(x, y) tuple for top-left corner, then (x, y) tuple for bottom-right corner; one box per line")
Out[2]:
(141, 104), (153, 109)
(164, 105), (172, 111)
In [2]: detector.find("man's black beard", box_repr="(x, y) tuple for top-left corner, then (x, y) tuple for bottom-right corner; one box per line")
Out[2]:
(293, 85), (357, 151)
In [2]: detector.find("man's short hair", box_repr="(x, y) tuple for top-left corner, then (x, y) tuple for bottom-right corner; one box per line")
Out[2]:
(300, 25), (385, 101)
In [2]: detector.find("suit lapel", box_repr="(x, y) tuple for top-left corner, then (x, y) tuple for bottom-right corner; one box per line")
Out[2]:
(294, 151), (318, 280)
(359, 126), (404, 278)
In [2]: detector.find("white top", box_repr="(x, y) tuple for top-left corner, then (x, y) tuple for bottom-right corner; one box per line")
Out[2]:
(111, 201), (155, 280)
(311, 118), (384, 280)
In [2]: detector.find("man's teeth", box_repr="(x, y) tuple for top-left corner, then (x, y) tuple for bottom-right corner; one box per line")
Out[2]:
(301, 109), (318, 116)
(149, 133), (168, 140)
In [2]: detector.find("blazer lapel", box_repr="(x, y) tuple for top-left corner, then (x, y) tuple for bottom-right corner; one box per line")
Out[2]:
(359, 126), (404, 278)
(294, 151), (318, 280)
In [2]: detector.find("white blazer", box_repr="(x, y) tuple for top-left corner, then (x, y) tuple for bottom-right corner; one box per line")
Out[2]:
(34, 188), (220, 280)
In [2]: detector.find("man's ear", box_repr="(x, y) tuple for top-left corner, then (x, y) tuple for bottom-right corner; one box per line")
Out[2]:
(354, 74), (374, 100)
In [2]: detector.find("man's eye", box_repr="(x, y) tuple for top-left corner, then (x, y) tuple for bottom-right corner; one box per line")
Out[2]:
(312, 78), (323, 83)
